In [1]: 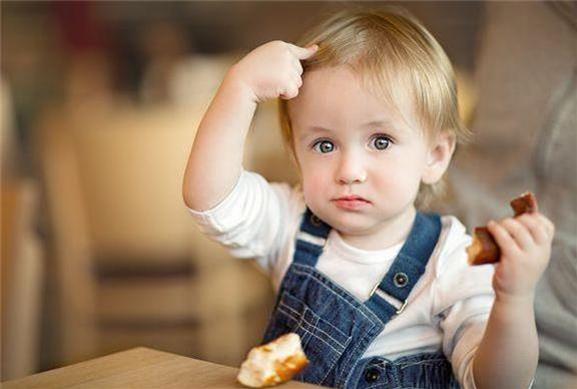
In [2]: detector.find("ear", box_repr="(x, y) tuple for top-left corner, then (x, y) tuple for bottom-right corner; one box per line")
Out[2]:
(421, 131), (456, 185)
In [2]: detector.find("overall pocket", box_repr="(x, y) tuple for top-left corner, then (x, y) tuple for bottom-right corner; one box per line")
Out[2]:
(263, 290), (352, 385)
(397, 352), (460, 389)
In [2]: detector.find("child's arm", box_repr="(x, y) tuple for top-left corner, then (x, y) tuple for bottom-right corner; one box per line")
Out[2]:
(472, 212), (555, 389)
(182, 41), (317, 211)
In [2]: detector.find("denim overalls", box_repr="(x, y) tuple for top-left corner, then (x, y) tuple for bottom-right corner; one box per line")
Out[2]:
(262, 209), (460, 389)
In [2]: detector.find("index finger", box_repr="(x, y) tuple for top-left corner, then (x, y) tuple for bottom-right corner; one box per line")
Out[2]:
(287, 43), (319, 60)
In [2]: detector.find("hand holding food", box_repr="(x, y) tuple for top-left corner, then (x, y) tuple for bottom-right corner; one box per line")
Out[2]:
(467, 192), (538, 265)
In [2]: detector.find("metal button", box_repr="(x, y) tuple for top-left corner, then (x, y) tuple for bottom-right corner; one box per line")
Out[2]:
(393, 272), (408, 288)
(310, 214), (323, 227)
(364, 367), (380, 383)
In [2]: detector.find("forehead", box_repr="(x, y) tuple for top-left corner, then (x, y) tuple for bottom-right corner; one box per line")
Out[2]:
(288, 65), (416, 134)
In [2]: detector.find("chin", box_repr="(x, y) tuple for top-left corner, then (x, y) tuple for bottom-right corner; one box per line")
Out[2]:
(322, 211), (375, 234)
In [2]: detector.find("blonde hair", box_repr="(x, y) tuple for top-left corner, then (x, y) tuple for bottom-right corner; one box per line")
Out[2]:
(279, 6), (471, 209)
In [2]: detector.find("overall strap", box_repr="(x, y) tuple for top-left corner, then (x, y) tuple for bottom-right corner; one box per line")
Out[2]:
(365, 212), (442, 323)
(292, 208), (331, 267)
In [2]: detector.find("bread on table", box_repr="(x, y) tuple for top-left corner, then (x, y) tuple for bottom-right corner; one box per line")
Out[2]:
(237, 333), (309, 388)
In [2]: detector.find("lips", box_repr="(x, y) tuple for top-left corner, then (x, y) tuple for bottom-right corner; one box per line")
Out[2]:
(332, 195), (371, 210)
(334, 195), (370, 203)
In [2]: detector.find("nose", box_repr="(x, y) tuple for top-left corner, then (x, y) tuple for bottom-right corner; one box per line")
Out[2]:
(335, 150), (367, 185)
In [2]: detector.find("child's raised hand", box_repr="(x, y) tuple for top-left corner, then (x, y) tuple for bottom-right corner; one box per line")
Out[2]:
(487, 212), (554, 302)
(228, 40), (318, 103)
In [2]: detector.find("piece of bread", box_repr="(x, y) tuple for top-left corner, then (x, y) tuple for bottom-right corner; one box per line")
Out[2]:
(510, 192), (538, 216)
(466, 227), (501, 266)
(467, 192), (538, 265)
(237, 333), (309, 388)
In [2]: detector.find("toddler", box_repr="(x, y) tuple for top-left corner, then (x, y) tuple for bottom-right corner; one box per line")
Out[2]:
(183, 7), (554, 389)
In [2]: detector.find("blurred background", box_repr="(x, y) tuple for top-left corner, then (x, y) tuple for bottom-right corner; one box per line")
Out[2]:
(1, 1), (575, 387)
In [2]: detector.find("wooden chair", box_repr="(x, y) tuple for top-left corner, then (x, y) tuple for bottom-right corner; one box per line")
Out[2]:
(1, 179), (44, 380)
(36, 102), (273, 368)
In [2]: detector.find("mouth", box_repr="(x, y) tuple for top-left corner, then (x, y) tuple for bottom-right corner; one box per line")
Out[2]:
(332, 195), (371, 210)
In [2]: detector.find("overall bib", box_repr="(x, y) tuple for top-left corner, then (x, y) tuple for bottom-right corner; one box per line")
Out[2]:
(262, 209), (460, 389)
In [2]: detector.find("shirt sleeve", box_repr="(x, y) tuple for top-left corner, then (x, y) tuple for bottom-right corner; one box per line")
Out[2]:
(432, 218), (496, 389)
(187, 170), (293, 274)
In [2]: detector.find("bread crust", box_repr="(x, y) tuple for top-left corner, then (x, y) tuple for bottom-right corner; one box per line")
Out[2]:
(237, 333), (309, 387)
(468, 192), (538, 265)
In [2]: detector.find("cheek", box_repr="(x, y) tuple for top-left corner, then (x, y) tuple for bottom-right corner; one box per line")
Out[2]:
(300, 160), (332, 199)
(371, 157), (424, 193)
(302, 167), (329, 192)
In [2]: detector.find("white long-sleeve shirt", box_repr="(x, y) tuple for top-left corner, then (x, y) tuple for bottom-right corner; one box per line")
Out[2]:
(189, 170), (496, 388)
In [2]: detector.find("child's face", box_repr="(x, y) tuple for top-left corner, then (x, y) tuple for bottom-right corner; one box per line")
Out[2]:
(288, 65), (453, 246)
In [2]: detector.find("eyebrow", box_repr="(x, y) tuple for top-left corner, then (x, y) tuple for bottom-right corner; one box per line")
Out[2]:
(298, 119), (401, 141)
(362, 119), (399, 131)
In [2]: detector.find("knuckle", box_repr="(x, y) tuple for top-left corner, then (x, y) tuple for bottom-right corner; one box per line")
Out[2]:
(492, 225), (506, 237)
(518, 214), (533, 224)
(538, 215), (554, 231)
(503, 218), (519, 229)
(538, 225), (549, 237)
(489, 221), (502, 233)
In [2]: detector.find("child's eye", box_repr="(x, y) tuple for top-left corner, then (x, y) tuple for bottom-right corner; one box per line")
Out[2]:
(312, 140), (335, 154)
(370, 135), (392, 151)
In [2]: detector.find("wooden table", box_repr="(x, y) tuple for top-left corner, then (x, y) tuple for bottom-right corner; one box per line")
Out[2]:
(2, 347), (322, 388)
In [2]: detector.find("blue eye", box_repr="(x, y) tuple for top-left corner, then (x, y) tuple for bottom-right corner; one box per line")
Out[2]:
(371, 135), (391, 150)
(313, 140), (335, 153)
